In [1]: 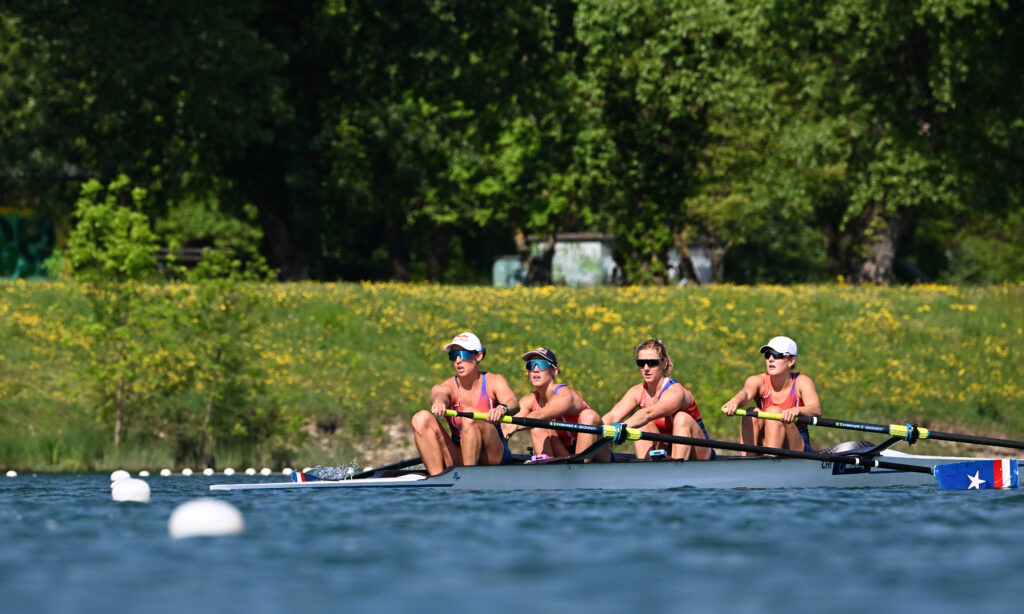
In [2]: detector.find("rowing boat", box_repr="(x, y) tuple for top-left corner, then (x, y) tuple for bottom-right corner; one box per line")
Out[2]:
(209, 444), (1008, 491)
(210, 410), (1021, 492)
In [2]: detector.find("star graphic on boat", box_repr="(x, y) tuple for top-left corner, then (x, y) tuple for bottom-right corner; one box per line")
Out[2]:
(967, 470), (986, 489)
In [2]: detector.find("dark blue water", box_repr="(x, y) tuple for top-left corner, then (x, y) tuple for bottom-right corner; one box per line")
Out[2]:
(1, 474), (1020, 614)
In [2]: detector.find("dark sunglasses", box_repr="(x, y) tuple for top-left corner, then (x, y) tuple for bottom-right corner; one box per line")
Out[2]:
(448, 350), (475, 361)
(525, 359), (554, 371)
(762, 349), (790, 360)
(636, 358), (662, 368)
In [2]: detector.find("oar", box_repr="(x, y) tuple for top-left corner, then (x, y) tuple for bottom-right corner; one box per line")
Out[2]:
(727, 409), (1024, 451)
(447, 410), (1018, 490)
(291, 456), (424, 482)
(350, 456), (423, 479)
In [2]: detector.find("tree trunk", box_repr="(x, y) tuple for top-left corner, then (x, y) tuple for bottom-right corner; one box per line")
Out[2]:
(199, 378), (218, 468)
(673, 229), (701, 285)
(851, 206), (908, 285)
(816, 198), (850, 278)
(257, 204), (310, 281)
(385, 210), (409, 281)
(114, 337), (127, 446)
(114, 376), (124, 447)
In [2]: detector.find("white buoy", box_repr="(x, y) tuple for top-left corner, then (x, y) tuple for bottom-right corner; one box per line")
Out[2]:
(302, 467), (312, 473)
(110, 469), (130, 483)
(202, 468), (215, 476)
(259, 467), (272, 476)
(168, 499), (245, 539)
(181, 468), (193, 476)
(160, 468), (172, 477)
(281, 467), (292, 475)
(5, 470), (16, 478)
(139, 470), (150, 477)
(223, 468), (235, 476)
(244, 468), (256, 476)
(111, 478), (151, 503)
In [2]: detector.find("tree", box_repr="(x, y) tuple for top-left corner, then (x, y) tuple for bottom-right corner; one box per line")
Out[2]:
(556, 0), (757, 284)
(1, 0), (295, 271)
(62, 175), (161, 446)
(750, 0), (1024, 283)
(156, 198), (284, 467)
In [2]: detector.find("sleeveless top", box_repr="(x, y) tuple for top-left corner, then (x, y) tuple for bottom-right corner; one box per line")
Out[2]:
(444, 373), (504, 445)
(532, 384), (590, 450)
(756, 372), (812, 450)
(640, 379), (702, 435)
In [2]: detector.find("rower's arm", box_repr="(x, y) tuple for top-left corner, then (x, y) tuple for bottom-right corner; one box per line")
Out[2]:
(487, 373), (520, 416)
(625, 384), (689, 428)
(602, 387), (640, 424)
(429, 382), (452, 413)
(527, 387), (582, 421)
(721, 375), (761, 414)
(794, 376), (821, 417)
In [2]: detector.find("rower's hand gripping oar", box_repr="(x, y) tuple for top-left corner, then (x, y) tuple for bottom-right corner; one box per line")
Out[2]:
(727, 408), (1024, 451)
(449, 410), (1019, 490)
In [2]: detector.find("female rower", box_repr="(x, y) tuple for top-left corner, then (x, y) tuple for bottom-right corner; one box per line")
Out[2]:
(516, 348), (605, 461)
(411, 332), (520, 476)
(720, 335), (821, 453)
(602, 338), (713, 460)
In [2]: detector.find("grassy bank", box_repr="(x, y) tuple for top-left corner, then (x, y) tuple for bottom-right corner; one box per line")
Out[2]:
(1, 281), (1022, 471)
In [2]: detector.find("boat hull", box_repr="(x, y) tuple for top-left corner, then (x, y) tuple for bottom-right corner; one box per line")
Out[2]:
(209, 450), (982, 491)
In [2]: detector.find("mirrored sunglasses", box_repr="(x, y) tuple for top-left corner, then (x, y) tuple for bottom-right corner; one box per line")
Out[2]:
(525, 359), (554, 371)
(448, 350), (475, 361)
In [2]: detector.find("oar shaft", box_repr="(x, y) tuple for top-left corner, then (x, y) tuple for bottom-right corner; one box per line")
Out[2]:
(445, 410), (932, 475)
(731, 409), (1024, 451)
(349, 456), (423, 480)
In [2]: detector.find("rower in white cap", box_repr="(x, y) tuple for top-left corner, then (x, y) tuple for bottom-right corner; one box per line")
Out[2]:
(720, 336), (822, 454)
(411, 332), (520, 476)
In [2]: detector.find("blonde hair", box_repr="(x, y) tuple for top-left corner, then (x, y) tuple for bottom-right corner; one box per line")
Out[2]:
(635, 338), (672, 375)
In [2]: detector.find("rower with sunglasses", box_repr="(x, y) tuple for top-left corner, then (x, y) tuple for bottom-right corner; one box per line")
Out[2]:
(411, 332), (520, 476)
(516, 348), (606, 461)
(601, 338), (714, 460)
(720, 336), (821, 454)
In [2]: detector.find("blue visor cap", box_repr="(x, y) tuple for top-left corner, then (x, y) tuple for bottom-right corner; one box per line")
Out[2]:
(520, 347), (558, 367)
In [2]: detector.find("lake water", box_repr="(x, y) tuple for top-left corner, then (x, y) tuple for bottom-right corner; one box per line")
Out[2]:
(1, 473), (1020, 614)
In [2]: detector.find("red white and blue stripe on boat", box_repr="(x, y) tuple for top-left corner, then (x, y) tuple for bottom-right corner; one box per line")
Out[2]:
(933, 459), (1018, 490)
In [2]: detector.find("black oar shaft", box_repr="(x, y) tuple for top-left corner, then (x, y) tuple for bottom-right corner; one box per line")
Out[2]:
(447, 410), (932, 475)
(350, 456), (423, 480)
(736, 409), (1024, 451)
(916, 429), (1024, 450)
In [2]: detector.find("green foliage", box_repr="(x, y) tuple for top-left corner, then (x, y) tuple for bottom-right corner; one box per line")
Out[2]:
(61, 176), (162, 446)
(64, 176), (160, 282)
(740, 0), (1024, 283)
(941, 211), (1024, 283)
(53, 175), (300, 466)
(1, 1), (1022, 284)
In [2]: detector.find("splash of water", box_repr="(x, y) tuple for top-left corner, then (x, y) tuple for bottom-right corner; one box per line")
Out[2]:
(304, 460), (360, 480)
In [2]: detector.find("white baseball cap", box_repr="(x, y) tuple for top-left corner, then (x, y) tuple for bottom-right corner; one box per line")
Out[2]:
(443, 332), (484, 353)
(759, 336), (798, 357)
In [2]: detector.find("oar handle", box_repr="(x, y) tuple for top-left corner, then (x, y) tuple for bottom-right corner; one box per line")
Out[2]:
(727, 409), (1024, 451)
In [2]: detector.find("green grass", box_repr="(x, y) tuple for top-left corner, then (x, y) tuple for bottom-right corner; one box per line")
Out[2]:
(2, 280), (1022, 471)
